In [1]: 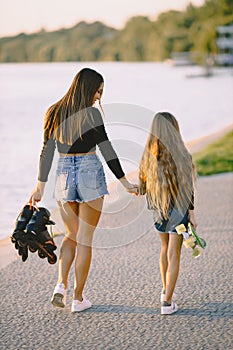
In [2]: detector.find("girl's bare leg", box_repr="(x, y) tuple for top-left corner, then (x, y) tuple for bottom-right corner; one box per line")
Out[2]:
(73, 197), (103, 301)
(165, 233), (183, 304)
(57, 201), (79, 288)
(159, 233), (169, 291)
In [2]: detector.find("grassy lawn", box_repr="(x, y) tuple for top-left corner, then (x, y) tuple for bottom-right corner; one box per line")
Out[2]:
(193, 130), (233, 176)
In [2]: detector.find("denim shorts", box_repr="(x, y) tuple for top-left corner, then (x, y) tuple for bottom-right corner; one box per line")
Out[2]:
(54, 154), (109, 203)
(154, 210), (189, 234)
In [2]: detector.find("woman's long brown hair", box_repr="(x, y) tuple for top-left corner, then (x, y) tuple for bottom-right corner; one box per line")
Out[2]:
(44, 68), (104, 144)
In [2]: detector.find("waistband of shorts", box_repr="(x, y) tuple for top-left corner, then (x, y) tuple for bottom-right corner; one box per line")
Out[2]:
(58, 153), (99, 163)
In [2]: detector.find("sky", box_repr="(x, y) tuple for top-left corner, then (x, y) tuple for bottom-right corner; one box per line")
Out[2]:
(0, 0), (205, 37)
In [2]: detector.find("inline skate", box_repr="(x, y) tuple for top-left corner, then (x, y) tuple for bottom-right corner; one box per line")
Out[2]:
(25, 207), (57, 264)
(11, 204), (34, 262)
(11, 205), (57, 264)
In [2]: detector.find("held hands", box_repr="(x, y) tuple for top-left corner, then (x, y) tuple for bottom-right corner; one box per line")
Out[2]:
(119, 177), (139, 196)
(126, 183), (139, 195)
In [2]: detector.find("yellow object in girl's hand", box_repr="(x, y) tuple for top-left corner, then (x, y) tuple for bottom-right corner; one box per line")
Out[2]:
(176, 223), (207, 258)
(175, 224), (186, 235)
(175, 223), (189, 240)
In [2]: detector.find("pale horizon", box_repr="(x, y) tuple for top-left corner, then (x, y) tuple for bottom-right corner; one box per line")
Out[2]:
(0, 0), (205, 37)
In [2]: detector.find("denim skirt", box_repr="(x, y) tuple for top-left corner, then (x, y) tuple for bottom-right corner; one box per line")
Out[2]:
(54, 154), (109, 203)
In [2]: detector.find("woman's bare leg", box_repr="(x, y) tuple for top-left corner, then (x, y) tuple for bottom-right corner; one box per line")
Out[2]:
(74, 197), (103, 301)
(165, 233), (183, 304)
(57, 201), (79, 289)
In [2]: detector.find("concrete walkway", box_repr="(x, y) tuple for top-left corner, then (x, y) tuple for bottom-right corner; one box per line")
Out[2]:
(0, 173), (232, 350)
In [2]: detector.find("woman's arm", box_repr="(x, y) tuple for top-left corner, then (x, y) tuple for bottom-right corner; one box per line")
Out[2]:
(30, 131), (56, 204)
(29, 181), (46, 206)
(93, 109), (138, 193)
(38, 134), (56, 182)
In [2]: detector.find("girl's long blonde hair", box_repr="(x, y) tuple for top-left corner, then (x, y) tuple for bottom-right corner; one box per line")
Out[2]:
(139, 112), (196, 219)
(44, 68), (104, 144)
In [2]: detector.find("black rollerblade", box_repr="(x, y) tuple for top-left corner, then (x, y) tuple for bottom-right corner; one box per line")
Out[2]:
(11, 204), (34, 262)
(25, 207), (57, 264)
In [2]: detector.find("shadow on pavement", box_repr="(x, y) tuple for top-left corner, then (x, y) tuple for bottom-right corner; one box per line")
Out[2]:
(85, 304), (160, 315)
(178, 302), (233, 319)
(75, 302), (233, 319)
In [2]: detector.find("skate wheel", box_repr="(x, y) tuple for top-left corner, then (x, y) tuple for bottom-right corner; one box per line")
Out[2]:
(22, 253), (28, 262)
(29, 246), (37, 253)
(38, 250), (46, 259)
(18, 248), (23, 256)
(48, 255), (57, 264)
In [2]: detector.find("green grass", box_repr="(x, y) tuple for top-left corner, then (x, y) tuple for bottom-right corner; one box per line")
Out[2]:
(193, 130), (233, 176)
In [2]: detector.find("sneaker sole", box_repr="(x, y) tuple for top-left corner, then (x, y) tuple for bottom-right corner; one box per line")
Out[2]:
(51, 293), (65, 308)
(71, 304), (92, 313)
(161, 307), (179, 315)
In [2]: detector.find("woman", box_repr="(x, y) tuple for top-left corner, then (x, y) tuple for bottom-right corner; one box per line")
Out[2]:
(139, 112), (197, 315)
(29, 68), (137, 312)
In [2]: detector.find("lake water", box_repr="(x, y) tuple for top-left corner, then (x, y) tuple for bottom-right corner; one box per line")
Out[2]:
(0, 62), (232, 240)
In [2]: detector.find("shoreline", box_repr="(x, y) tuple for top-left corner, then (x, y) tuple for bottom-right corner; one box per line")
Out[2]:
(1, 123), (232, 270)
(185, 122), (233, 154)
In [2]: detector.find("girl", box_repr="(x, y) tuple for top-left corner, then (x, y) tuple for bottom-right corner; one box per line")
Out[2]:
(139, 112), (197, 315)
(29, 68), (137, 312)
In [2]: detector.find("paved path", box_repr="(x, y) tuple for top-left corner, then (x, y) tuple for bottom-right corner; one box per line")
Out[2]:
(0, 173), (233, 350)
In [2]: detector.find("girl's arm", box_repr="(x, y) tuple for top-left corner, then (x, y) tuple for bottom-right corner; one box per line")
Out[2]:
(188, 210), (197, 230)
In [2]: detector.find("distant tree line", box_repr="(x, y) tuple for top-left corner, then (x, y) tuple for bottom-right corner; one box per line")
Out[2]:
(0, 0), (232, 63)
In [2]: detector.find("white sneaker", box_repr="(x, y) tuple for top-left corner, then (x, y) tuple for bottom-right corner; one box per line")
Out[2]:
(161, 301), (179, 315)
(51, 283), (66, 308)
(71, 296), (92, 313)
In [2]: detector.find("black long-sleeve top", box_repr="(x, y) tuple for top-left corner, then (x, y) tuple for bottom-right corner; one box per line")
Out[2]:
(38, 107), (125, 182)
